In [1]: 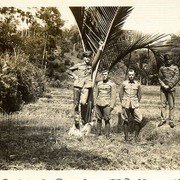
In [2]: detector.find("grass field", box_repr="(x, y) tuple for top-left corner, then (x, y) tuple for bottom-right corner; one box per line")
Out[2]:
(0, 84), (180, 170)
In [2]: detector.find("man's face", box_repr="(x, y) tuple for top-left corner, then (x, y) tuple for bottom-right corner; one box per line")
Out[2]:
(84, 57), (91, 65)
(164, 55), (172, 66)
(53, 50), (59, 57)
(128, 71), (135, 81)
(103, 72), (109, 81)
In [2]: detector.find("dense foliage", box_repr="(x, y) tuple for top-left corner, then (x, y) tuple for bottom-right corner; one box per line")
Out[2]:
(0, 7), (80, 112)
(0, 53), (45, 113)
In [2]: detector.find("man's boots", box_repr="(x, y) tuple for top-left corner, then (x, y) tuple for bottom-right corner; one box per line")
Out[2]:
(123, 122), (129, 141)
(75, 121), (80, 129)
(105, 121), (110, 138)
(169, 121), (175, 128)
(134, 122), (141, 142)
(96, 120), (102, 136)
(81, 104), (87, 125)
(74, 112), (80, 129)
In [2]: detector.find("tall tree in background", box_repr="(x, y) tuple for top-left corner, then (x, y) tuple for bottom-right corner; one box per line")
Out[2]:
(62, 25), (81, 52)
(36, 7), (64, 51)
(0, 7), (31, 52)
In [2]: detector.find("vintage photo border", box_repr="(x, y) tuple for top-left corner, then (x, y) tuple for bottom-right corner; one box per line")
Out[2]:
(0, 0), (180, 179)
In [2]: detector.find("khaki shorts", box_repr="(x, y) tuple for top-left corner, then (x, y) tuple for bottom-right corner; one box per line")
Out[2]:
(95, 105), (111, 121)
(120, 107), (142, 123)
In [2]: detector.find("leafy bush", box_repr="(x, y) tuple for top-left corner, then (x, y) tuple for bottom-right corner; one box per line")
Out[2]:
(0, 53), (45, 113)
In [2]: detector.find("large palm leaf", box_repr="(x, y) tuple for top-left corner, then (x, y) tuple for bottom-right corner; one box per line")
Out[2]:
(70, 7), (133, 66)
(99, 31), (168, 71)
(148, 41), (178, 70)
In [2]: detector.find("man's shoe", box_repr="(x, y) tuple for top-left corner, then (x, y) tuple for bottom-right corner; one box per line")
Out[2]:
(158, 121), (166, 127)
(135, 136), (141, 143)
(125, 136), (131, 142)
(75, 123), (80, 129)
(169, 121), (175, 128)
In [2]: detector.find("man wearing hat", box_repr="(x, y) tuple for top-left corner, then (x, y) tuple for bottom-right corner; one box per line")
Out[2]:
(95, 70), (117, 138)
(158, 53), (180, 128)
(68, 51), (93, 129)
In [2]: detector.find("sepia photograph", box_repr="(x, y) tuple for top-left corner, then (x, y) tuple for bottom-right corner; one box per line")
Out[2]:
(0, 0), (180, 179)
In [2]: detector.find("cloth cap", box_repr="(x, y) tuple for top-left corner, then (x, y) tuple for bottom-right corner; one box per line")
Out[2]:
(83, 51), (92, 57)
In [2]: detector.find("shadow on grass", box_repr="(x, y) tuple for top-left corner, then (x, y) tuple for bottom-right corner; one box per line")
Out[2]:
(113, 113), (149, 134)
(0, 119), (111, 170)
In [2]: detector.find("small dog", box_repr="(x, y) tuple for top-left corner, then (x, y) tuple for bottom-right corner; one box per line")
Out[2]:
(68, 120), (96, 137)
(80, 120), (96, 136)
(68, 125), (83, 137)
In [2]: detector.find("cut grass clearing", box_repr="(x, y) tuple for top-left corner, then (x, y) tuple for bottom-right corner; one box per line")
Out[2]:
(0, 85), (180, 170)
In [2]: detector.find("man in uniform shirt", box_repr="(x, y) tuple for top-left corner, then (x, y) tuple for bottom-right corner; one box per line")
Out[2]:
(158, 53), (180, 128)
(119, 69), (142, 142)
(68, 52), (92, 129)
(95, 70), (117, 138)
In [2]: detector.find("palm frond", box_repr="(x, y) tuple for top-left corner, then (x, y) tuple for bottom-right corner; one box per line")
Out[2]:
(70, 6), (133, 87)
(70, 6), (133, 54)
(99, 31), (168, 70)
(147, 40), (178, 66)
(69, 7), (86, 50)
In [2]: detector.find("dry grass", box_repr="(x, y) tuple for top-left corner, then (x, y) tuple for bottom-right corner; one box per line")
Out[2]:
(0, 85), (180, 170)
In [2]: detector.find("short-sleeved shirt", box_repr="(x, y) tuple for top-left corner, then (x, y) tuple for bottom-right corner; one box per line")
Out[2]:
(119, 80), (141, 109)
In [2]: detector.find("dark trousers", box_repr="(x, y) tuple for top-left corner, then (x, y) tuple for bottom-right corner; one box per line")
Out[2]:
(73, 87), (92, 126)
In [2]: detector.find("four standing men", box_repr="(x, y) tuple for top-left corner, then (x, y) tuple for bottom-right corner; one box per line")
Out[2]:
(69, 51), (180, 139)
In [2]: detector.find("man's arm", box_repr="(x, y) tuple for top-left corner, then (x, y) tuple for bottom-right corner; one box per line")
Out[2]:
(168, 66), (180, 89)
(110, 82), (117, 109)
(92, 42), (104, 70)
(158, 67), (169, 89)
(94, 82), (100, 105)
(137, 84), (142, 102)
(119, 83), (124, 103)
(66, 64), (78, 79)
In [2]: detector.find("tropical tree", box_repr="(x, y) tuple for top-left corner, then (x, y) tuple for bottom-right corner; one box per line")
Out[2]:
(35, 7), (64, 52)
(100, 30), (167, 72)
(70, 7), (168, 79)
(0, 7), (37, 52)
(62, 25), (80, 51)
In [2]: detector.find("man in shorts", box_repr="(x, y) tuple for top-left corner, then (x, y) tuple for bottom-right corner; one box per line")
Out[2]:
(95, 70), (117, 138)
(119, 69), (142, 142)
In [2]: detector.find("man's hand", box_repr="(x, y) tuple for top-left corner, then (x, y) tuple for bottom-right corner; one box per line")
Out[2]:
(163, 84), (170, 90)
(110, 107), (113, 112)
(99, 41), (104, 51)
(74, 75), (78, 80)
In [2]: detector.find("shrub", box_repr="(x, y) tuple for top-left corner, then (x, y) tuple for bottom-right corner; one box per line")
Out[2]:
(0, 53), (45, 113)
